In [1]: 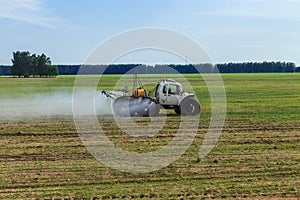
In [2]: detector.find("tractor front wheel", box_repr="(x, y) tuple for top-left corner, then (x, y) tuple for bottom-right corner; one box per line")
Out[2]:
(179, 98), (200, 116)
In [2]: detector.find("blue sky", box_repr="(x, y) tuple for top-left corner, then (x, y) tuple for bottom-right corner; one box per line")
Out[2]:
(0, 0), (300, 65)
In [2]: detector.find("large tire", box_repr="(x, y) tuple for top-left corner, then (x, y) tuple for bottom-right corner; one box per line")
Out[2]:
(179, 97), (200, 116)
(148, 103), (160, 117)
(113, 96), (131, 117)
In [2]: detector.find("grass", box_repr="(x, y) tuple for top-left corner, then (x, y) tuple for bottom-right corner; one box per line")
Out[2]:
(0, 73), (299, 199)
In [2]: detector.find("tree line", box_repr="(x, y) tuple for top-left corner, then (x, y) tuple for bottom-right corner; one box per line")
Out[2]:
(215, 62), (297, 73)
(55, 62), (299, 74)
(10, 51), (58, 77)
(1, 61), (299, 76)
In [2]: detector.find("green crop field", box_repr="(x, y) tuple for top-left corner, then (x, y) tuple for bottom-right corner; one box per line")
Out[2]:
(0, 73), (299, 199)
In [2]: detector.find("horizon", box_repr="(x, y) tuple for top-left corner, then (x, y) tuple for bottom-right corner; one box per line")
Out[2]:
(1, 60), (299, 67)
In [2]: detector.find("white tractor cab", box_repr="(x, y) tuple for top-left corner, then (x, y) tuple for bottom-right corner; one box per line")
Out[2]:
(154, 78), (200, 115)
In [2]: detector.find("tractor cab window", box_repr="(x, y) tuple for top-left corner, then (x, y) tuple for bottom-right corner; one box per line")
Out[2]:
(162, 84), (180, 95)
(168, 84), (180, 95)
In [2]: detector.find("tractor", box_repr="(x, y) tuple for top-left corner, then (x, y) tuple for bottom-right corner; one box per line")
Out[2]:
(101, 73), (200, 117)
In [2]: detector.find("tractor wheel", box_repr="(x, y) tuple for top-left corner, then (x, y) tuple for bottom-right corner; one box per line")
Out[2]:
(148, 103), (160, 117)
(179, 98), (200, 116)
(113, 96), (131, 117)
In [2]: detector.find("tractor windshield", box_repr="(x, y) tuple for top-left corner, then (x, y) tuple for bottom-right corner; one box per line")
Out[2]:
(168, 84), (180, 95)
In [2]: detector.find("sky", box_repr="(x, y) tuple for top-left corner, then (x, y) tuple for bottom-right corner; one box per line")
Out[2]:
(0, 0), (300, 65)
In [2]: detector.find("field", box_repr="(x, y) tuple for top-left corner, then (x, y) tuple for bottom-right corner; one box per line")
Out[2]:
(0, 73), (299, 199)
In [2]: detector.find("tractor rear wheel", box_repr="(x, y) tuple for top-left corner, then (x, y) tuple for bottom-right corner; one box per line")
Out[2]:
(148, 103), (160, 116)
(179, 98), (200, 116)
